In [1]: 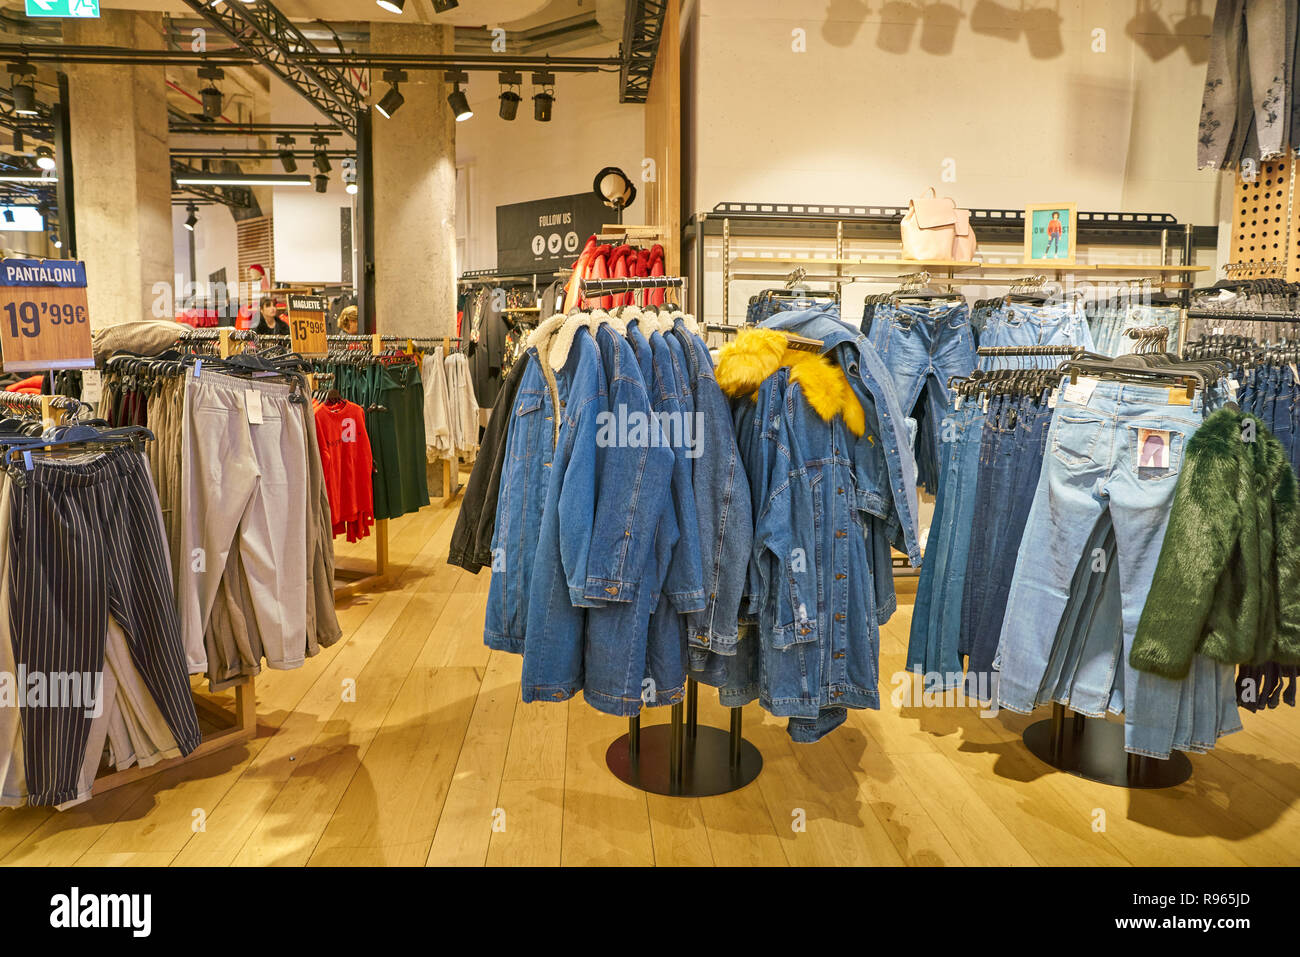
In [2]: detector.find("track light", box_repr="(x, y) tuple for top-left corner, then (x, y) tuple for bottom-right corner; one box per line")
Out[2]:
(342, 157), (358, 195)
(197, 65), (225, 119)
(276, 134), (297, 173)
(9, 64), (37, 116)
(376, 0), (404, 11)
(34, 146), (54, 171)
(445, 71), (471, 121)
(532, 71), (555, 122)
(376, 69), (407, 119)
(3, 209), (13, 224)
(312, 134), (331, 173)
(314, 173), (329, 193)
(497, 70), (522, 121)
(431, 0), (459, 11)
(50, 230), (61, 250)
(184, 204), (198, 231)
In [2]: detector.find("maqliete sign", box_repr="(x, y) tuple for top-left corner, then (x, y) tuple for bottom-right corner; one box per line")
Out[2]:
(25, 0), (99, 17)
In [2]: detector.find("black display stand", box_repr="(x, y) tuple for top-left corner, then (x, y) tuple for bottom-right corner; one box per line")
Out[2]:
(605, 679), (763, 797)
(1022, 702), (1192, 789)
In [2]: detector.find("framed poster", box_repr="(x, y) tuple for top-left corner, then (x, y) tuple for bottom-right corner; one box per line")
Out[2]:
(1024, 202), (1077, 266)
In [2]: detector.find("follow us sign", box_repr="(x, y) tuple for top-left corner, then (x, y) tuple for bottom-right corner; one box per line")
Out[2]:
(25, 0), (99, 16)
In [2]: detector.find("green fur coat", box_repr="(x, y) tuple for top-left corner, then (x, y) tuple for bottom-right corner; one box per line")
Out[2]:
(1130, 408), (1300, 679)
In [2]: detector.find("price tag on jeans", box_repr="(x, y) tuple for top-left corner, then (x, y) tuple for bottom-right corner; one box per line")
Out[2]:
(0, 258), (93, 372)
(1062, 375), (1099, 406)
(246, 389), (264, 425)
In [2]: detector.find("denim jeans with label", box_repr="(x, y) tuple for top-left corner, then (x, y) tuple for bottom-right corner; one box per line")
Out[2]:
(906, 400), (985, 684)
(866, 299), (976, 497)
(978, 300), (1095, 367)
(964, 393), (1054, 687)
(995, 379), (1239, 757)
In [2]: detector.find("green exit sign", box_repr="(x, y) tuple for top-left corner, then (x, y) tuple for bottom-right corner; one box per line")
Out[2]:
(25, 0), (99, 16)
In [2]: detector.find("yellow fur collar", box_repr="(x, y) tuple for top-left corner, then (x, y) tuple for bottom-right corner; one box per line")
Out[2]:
(716, 328), (865, 436)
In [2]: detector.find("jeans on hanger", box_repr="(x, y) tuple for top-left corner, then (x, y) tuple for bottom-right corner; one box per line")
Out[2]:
(978, 300), (1095, 366)
(906, 400), (985, 683)
(965, 392), (1054, 684)
(995, 379), (1237, 757)
(866, 299), (976, 497)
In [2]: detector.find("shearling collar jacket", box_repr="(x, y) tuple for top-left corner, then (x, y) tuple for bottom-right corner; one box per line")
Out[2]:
(1131, 408), (1300, 679)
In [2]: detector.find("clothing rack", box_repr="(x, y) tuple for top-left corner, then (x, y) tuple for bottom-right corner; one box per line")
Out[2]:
(173, 328), (402, 599)
(589, 282), (762, 796)
(0, 392), (259, 798)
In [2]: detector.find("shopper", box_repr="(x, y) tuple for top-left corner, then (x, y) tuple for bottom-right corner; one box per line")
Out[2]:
(337, 304), (359, 335)
(254, 295), (289, 335)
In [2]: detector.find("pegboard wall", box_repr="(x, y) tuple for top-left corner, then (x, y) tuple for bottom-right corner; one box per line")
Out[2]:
(1229, 158), (1299, 280)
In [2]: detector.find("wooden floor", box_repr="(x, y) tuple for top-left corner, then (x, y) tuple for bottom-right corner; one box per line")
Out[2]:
(3, 501), (1299, 866)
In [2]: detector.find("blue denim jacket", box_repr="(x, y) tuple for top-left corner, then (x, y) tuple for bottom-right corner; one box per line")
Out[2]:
(670, 317), (754, 654)
(520, 321), (609, 702)
(484, 339), (561, 654)
(717, 318), (920, 742)
(576, 319), (677, 714)
(759, 307), (922, 566)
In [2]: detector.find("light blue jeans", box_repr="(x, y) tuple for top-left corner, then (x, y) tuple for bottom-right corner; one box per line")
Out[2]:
(978, 300), (1095, 368)
(995, 378), (1239, 758)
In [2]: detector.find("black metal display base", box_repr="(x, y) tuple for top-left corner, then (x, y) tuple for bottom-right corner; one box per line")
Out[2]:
(1023, 703), (1192, 789)
(605, 682), (763, 797)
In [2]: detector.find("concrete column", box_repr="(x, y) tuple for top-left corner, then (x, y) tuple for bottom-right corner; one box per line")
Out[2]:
(369, 22), (458, 338)
(64, 11), (172, 330)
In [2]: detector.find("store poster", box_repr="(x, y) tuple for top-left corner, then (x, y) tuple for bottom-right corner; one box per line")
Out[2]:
(495, 192), (607, 275)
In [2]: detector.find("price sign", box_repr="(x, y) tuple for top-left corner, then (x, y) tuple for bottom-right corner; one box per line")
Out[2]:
(0, 258), (93, 372)
(287, 293), (328, 356)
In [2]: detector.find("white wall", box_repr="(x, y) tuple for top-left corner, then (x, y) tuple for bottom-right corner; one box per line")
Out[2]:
(454, 41), (645, 273)
(687, 0), (1226, 325)
(270, 76), (355, 285)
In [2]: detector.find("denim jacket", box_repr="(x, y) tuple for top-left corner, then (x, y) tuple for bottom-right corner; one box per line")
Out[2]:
(717, 322), (917, 742)
(669, 316), (754, 655)
(520, 319), (609, 702)
(484, 330), (564, 654)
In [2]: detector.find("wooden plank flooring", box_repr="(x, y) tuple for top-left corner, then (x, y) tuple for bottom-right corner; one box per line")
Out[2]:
(2, 501), (1299, 866)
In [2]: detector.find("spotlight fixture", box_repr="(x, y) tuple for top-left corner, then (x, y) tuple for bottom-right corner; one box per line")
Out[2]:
(276, 134), (297, 173)
(312, 134), (331, 173)
(445, 71), (472, 122)
(532, 72), (556, 123)
(497, 70), (522, 121)
(49, 230), (61, 250)
(8, 64), (37, 116)
(197, 65), (225, 119)
(375, 69), (407, 119)
(34, 146), (54, 171)
(431, 0), (459, 12)
(314, 173), (329, 193)
(184, 203), (198, 231)
(12, 130), (22, 153)
(3, 209), (13, 224)
(342, 157), (358, 195)
(593, 166), (637, 214)
(376, 0), (405, 11)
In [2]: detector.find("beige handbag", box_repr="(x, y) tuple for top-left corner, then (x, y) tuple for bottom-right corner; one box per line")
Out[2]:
(901, 187), (978, 262)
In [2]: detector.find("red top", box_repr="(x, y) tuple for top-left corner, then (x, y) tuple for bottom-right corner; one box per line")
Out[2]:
(1047, 218), (1063, 237)
(313, 398), (375, 542)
